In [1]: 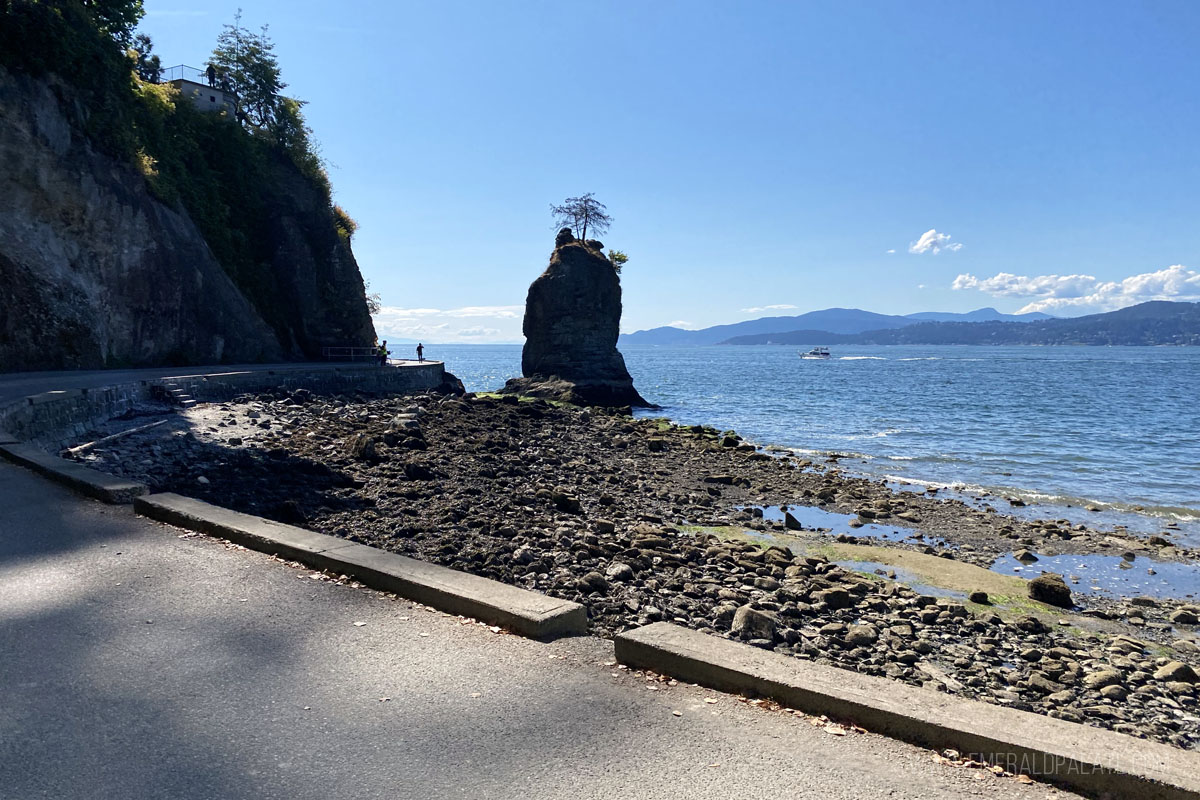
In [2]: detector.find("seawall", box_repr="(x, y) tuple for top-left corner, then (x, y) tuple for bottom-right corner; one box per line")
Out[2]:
(0, 362), (445, 449)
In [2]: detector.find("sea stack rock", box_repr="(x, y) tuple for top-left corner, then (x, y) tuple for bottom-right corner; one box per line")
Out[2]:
(504, 228), (647, 407)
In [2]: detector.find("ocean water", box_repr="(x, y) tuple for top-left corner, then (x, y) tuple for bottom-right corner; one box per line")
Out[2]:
(427, 343), (1200, 541)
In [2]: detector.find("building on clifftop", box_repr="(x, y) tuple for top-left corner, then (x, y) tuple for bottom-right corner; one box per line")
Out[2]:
(160, 64), (236, 115)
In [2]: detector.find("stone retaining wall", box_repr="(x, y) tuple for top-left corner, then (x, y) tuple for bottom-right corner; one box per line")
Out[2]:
(0, 363), (445, 448)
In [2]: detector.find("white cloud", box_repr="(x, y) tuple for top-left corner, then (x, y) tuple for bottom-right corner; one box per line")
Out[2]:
(908, 229), (964, 255)
(377, 305), (521, 318)
(886, 249), (896, 254)
(373, 304), (523, 343)
(952, 265), (1200, 313)
(741, 304), (798, 314)
(666, 320), (695, 329)
(446, 306), (522, 318)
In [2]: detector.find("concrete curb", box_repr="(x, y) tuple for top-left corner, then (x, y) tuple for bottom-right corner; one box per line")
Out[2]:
(0, 443), (148, 503)
(134, 492), (587, 640)
(615, 622), (1200, 800)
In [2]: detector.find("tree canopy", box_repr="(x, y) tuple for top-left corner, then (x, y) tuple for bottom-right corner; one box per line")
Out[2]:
(208, 12), (288, 131)
(550, 193), (612, 241)
(80, 0), (144, 48)
(204, 12), (324, 192)
(132, 32), (161, 82)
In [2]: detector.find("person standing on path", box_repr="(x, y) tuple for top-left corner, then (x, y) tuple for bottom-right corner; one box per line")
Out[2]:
(416, 343), (424, 362)
(378, 340), (388, 366)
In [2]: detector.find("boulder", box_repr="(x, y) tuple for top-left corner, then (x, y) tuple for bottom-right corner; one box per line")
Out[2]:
(1029, 573), (1073, 608)
(604, 562), (634, 582)
(1171, 609), (1199, 625)
(503, 234), (647, 407)
(816, 588), (852, 609)
(577, 571), (610, 594)
(551, 491), (582, 514)
(845, 624), (879, 647)
(1154, 661), (1198, 684)
(402, 461), (434, 480)
(1082, 669), (1123, 689)
(346, 433), (381, 463)
(731, 605), (778, 641)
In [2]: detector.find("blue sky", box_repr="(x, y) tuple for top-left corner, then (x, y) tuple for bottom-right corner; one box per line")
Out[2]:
(143, 1), (1200, 342)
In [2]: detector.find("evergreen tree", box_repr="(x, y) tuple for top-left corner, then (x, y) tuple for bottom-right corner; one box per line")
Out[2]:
(132, 32), (160, 82)
(208, 10), (285, 131)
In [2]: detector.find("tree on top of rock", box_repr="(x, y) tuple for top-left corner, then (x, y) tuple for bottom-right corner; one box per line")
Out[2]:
(550, 193), (612, 242)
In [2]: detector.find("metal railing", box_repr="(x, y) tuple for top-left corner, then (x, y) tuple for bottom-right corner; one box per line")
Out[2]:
(322, 346), (382, 362)
(160, 64), (209, 84)
(160, 64), (240, 98)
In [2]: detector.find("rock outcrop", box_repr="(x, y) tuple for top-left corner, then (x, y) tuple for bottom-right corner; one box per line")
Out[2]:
(0, 66), (374, 371)
(504, 229), (647, 406)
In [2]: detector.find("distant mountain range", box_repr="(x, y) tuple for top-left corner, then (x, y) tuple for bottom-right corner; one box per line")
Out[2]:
(720, 301), (1200, 346)
(619, 307), (1054, 346)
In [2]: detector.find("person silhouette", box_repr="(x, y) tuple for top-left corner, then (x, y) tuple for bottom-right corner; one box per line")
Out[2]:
(378, 340), (388, 366)
(416, 343), (424, 362)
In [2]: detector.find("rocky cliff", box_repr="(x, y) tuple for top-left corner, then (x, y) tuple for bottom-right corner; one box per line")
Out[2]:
(505, 229), (647, 407)
(0, 66), (375, 371)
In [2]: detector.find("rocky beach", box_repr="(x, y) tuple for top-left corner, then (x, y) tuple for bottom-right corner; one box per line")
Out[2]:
(68, 386), (1200, 750)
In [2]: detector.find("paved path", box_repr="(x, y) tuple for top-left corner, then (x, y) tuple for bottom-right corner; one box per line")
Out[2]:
(0, 361), (434, 408)
(0, 460), (1079, 800)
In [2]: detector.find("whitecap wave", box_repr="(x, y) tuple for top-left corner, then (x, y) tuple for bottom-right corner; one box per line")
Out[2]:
(880, 473), (939, 487)
(923, 481), (1200, 524)
(846, 428), (906, 440)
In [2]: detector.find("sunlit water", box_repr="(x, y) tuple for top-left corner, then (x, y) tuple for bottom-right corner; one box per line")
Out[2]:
(429, 343), (1200, 543)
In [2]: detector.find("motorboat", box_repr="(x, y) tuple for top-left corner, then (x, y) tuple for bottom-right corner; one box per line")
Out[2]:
(800, 347), (831, 359)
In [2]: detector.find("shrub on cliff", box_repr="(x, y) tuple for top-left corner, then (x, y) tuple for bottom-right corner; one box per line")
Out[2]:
(333, 204), (359, 241)
(608, 249), (629, 274)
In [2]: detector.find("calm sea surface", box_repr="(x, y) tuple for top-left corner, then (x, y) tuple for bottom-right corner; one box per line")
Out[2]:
(427, 344), (1200, 542)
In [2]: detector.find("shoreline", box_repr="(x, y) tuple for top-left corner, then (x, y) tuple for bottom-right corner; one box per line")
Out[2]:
(629, 406), (1200, 548)
(64, 386), (1200, 750)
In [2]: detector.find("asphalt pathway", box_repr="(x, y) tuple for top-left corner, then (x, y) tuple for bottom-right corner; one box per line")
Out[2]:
(0, 460), (1079, 799)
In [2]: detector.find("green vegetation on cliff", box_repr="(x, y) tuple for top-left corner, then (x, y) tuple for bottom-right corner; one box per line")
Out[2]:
(0, 0), (370, 351)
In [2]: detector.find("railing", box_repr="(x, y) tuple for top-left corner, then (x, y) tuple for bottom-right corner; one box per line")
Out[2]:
(322, 346), (380, 362)
(160, 64), (209, 84)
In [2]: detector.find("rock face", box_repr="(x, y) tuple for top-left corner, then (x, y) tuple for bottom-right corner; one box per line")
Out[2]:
(0, 67), (375, 371)
(506, 229), (647, 406)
